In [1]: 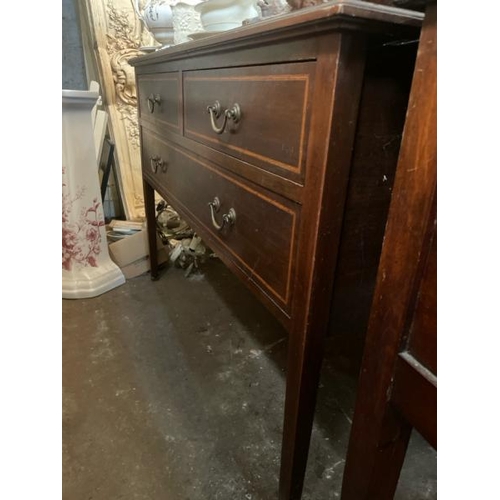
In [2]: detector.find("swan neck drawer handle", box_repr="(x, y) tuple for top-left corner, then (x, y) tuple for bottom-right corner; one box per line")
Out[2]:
(208, 197), (236, 231)
(147, 94), (161, 113)
(207, 101), (241, 135)
(150, 155), (166, 173)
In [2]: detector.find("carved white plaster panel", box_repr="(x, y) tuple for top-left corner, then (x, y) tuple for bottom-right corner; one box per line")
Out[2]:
(80, 0), (159, 220)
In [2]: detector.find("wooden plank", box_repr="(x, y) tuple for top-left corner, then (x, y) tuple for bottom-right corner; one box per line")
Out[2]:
(392, 352), (437, 448)
(341, 3), (436, 499)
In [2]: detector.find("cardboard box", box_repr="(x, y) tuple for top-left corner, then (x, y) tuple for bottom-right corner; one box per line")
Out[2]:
(108, 228), (168, 279)
(120, 251), (168, 279)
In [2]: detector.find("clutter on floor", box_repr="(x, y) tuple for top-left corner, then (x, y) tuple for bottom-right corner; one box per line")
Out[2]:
(107, 200), (215, 280)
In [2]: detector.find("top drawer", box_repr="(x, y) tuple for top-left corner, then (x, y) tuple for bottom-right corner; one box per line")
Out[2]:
(183, 62), (315, 184)
(137, 72), (181, 133)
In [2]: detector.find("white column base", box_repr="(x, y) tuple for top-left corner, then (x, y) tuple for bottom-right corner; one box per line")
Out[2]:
(62, 261), (125, 299)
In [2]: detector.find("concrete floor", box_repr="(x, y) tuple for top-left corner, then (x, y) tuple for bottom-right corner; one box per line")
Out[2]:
(63, 258), (437, 500)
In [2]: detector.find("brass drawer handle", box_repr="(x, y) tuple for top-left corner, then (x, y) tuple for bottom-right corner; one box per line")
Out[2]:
(207, 101), (241, 135)
(208, 197), (236, 231)
(150, 155), (166, 174)
(147, 94), (161, 113)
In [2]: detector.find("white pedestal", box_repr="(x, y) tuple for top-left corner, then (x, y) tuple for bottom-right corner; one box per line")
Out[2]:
(62, 89), (125, 299)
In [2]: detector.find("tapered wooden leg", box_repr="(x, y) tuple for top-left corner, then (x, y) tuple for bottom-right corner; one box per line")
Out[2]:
(341, 404), (412, 500)
(143, 179), (159, 281)
(278, 325), (327, 500)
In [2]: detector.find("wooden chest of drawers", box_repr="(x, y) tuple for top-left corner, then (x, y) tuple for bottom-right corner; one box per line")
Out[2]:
(130, 2), (422, 498)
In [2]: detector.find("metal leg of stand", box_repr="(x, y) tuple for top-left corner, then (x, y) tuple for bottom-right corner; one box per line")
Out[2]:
(100, 138), (115, 204)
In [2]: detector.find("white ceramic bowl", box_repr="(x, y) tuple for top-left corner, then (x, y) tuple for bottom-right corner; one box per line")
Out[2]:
(150, 27), (175, 45)
(195, 0), (259, 32)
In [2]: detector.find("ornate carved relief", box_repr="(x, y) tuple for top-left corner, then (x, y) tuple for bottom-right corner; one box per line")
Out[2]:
(109, 48), (141, 148)
(79, 0), (158, 220)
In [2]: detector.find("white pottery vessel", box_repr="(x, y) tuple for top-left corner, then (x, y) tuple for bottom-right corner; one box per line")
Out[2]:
(172, 0), (204, 44)
(195, 0), (259, 31)
(134, 0), (175, 46)
(62, 90), (125, 299)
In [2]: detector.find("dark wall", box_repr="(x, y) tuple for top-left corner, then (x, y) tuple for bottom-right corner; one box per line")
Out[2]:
(62, 0), (87, 89)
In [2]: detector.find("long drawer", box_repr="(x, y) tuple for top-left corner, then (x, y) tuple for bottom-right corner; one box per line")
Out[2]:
(141, 128), (300, 315)
(183, 62), (316, 184)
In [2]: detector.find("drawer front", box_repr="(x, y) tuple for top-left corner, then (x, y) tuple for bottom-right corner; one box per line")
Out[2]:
(183, 62), (315, 183)
(142, 129), (299, 314)
(137, 73), (181, 132)
(141, 130), (172, 182)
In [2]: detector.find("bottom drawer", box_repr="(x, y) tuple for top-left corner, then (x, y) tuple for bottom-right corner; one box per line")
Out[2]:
(142, 130), (299, 315)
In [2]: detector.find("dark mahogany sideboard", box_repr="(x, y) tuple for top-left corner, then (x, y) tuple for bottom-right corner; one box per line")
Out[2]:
(130, 3), (422, 498)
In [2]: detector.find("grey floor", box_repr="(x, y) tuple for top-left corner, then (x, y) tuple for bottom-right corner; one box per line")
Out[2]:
(63, 258), (437, 500)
